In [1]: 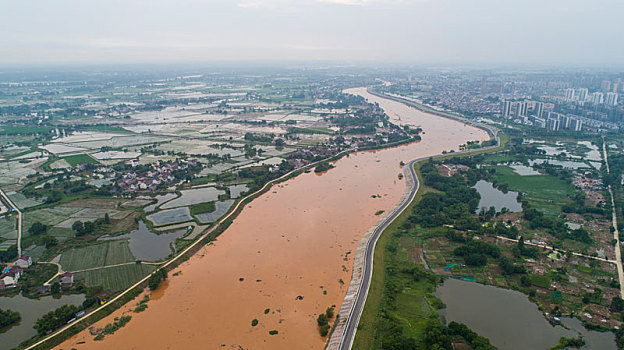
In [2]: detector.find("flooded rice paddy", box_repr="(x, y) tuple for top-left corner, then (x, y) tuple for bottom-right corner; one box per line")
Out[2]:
(98, 221), (187, 261)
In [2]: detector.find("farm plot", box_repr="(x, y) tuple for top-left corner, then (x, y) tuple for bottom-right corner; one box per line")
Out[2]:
(78, 264), (157, 292)
(0, 216), (17, 240)
(54, 208), (121, 229)
(59, 240), (135, 271)
(25, 207), (82, 227)
(61, 153), (99, 167)
(160, 187), (225, 209)
(7, 192), (44, 209)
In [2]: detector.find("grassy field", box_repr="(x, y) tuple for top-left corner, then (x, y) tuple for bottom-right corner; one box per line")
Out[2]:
(59, 241), (135, 271)
(490, 165), (574, 217)
(61, 153), (100, 167)
(78, 263), (156, 292)
(190, 201), (216, 215)
(0, 125), (53, 135)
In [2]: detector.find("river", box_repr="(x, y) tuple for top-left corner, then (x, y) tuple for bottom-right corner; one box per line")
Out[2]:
(55, 87), (489, 349)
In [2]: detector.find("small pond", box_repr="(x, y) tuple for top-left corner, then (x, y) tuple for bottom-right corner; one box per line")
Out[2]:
(146, 207), (192, 226)
(195, 200), (235, 224)
(0, 293), (85, 349)
(160, 187), (225, 209)
(530, 159), (590, 170)
(472, 180), (522, 213)
(508, 164), (540, 176)
(99, 221), (187, 261)
(143, 193), (178, 213)
(435, 278), (616, 350)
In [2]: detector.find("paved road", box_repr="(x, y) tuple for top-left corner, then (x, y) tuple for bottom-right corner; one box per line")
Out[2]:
(336, 91), (500, 350)
(0, 189), (22, 257)
(603, 140), (624, 299)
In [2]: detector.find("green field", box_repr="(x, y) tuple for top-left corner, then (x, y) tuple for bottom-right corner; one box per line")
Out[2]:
(491, 165), (574, 217)
(78, 263), (156, 292)
(61, 153), (100, 167)
(0, 125), (53, 135)
(529, 273), (551, 289)
(59, 240), (135, 271)
(190, 201), (216, 216)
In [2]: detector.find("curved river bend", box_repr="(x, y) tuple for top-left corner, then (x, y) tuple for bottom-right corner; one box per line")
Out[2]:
(56, 88), (488, 350)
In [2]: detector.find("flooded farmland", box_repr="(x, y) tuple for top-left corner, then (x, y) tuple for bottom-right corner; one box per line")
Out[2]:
(56, 88), (489, 350)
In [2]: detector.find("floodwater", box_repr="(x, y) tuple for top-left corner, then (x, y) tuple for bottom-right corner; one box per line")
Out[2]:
(436, 278), (616, 350)
(98, 221), (187, 261)
(473, 180), (522, 213)
(56, 87), (489, 350)
(0, 293), (84, 350)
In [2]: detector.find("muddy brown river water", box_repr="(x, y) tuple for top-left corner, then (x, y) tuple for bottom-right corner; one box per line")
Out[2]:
(56, 88), (488, 349)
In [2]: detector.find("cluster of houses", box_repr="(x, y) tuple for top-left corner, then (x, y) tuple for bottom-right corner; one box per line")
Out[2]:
(0, 256), (32, 290)
(572, 174), (603, 191)
(0, 255), (74, 292)
(116, 159), (198, 192)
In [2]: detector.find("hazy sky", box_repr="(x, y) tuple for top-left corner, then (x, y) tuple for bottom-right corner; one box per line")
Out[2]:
(1, 0), (623, 66)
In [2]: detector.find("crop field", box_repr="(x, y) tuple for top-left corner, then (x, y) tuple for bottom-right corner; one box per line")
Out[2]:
(0, 216), (17, 240)
(59, 240), (135, 271)
(491, 165), (574, 217)
(25, 206), (82, 227)
(78, 263), (156, 292)
(61, 153), (100, 166)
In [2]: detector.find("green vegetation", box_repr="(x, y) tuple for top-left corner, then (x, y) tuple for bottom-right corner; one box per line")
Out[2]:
(61, 153), (99, 167)
(264, 308), (270, 314)
(190, 201), (216, 216)
(34, 304), (80, 335)
(251, 319), (258, 327)
(148, 269), (168, 290)
(133, 295), (149, 313)
(96, 315), (132, 339)
(375, 210), (385, 216)
(80, 264), (157, 292)
(314, 161), (334, 173)
(269, 330), (279, 335)
(59, 241), (135, 271)
(0, 308), (21, 328)
(548, 336), (585, 350)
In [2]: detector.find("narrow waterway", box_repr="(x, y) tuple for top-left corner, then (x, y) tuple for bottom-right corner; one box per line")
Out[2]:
(56, 88), (489, 349)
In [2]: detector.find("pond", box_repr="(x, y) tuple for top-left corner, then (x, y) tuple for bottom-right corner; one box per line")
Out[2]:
(0, 293), (85, 350)
(195, 200), (234, 224)
(435, 278), (616, 350)
(143, 193), (178, 213)
(160, 187), (225, 209)
(508, 164), (540, 176)
(472, 180), (522, 213)
(146, 207), (192, 226)
(228, 184), (249, 199)
(99, 221), (187, 261)
(530, 159), (590, 170)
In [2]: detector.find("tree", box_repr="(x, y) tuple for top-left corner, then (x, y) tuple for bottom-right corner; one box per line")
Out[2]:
(28, 222), (48, 235)
(317, 313), (328, 327)
(72, 220), (84, 233)
(0, 309), (21, 328)
(104, 213), (111, 224)
(51, 282), (60, 294)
